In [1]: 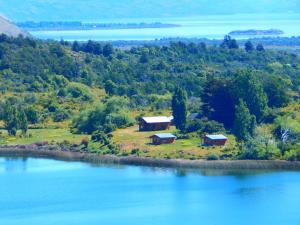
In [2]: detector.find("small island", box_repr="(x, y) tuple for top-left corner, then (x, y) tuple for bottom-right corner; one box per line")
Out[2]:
(229, 29), (284, 36)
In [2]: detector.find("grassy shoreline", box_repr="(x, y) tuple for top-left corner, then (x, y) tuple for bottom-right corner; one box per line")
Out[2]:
(1, 145), (300, 170)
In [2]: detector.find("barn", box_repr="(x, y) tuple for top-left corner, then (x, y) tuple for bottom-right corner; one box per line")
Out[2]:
(139, 116), (172, 131)
(204, 134), (228, 146)
(151, 133), (176, 145)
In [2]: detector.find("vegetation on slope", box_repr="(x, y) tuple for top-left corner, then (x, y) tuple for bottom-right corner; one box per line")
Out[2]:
(0, 34), (300, 160)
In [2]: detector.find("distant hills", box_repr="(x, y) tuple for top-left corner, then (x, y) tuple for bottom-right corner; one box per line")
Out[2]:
(0, 0), (299, 22)
(0, 15), (29, 37)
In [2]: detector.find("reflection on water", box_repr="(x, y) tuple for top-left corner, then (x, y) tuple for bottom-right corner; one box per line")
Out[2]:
(0, 157), (28, 172)
(0, 157), (287, 178)
(0, 157), (300, 225)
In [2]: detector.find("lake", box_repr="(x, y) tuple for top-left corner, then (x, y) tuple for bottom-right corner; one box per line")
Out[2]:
(30, 14), (300, 41)
(0, 157), (300, 225)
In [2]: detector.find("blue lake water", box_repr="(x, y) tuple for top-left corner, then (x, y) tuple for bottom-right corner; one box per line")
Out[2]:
(30, 14), (300, 41)
(0, 157), (300, 225)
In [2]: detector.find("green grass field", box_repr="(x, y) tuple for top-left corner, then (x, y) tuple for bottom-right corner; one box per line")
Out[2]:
(0, 129), (88, 145)
(0, 125), (238, 160)
(112, 125), (237, 159)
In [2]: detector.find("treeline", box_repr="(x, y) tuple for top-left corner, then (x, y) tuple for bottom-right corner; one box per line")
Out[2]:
(1, 34), (299, 97)
(84, 36), (300, 49)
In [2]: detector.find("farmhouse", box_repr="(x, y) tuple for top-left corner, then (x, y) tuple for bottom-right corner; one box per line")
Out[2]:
(151, 133), (176, 145)
(139, 116), (172, 131)
(204, 134), (228, 146)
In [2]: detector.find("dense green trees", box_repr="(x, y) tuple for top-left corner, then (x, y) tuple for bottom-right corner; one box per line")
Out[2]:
(202, 77), (235, 128)
(104, 80), (117, 96)
(72, 97), (133, 134)
(232, 71), (268, 122)
(263, 76), (290, 108)
(202, 70), (268, 130)
(172, 88), (187, 131)
(233, 100), (256, 141)
(1, 98), (29, 135)
(220, 35), (239, 49)
(0, 34), (299, 99)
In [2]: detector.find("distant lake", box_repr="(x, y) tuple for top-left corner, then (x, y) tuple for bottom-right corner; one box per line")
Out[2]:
(30, 13), (300, 41)
(1, 157), (300, 225)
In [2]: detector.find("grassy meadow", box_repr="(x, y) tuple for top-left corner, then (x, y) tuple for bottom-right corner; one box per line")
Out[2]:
(112, 125), (238, 159)
(0, 128), (88, 145)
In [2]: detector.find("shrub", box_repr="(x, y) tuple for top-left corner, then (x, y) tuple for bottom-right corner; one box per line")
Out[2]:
(81, 137), (89, 148)
(207, 153), (219, 160)
(185, 118), (225, 134)
(66, 83), (92, 101)
(131, 149), (141, 156)
(72, 99), (133, 134)
(53, 109), (71, 122)
(91, 131), (110, 146)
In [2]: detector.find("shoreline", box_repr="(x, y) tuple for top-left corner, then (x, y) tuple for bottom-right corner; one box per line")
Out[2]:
(1, 145), (300, 170)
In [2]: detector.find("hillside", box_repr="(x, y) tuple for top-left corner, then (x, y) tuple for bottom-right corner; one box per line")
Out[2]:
(0, 36), (300, 161)
(0, 15), (28, 37)
(0, 0), (299, 21)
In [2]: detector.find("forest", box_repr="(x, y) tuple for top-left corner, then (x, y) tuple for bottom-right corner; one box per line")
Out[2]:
(0, 34), (300, 160)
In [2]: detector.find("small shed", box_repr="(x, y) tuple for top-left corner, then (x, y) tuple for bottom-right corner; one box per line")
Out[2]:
(151, 133), (176, 145)
(204, 134), (228, 146)
(139, 116), (172, 131)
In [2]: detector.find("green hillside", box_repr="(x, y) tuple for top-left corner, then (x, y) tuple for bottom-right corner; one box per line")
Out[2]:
(0, 35), (300, 160)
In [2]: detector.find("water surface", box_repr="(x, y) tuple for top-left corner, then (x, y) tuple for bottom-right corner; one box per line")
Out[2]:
(0, 157), (300, 225)
(30, 14), (300, 41)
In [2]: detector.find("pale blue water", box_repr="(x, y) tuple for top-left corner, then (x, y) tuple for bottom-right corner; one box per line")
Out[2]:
(30, 14), (300, 41)
(0, 157), (300, 225)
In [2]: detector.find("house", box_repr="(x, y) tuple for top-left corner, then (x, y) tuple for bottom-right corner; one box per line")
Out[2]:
(204, 134), (228, 146)
(139, 116), (172, 131)
(151, 133), (176, 145)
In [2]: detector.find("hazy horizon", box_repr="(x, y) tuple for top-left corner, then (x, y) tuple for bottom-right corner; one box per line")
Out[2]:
(0, 0), (299, 22)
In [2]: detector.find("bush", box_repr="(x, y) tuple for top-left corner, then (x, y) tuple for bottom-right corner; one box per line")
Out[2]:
(53, 109), (71, 122)
(81, 137), (89, 148)
(283, 143), (300, 161)
(185, 118), (225, 134)
(131, 148), (141, 156)
(66, 83), (92, 101)
(72, 99), (133, 134)
(91, 131), (110, 146)
(207, 153), (219, 160)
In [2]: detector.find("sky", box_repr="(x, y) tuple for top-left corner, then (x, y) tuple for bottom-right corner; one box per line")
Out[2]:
(0, 0), (299, 21)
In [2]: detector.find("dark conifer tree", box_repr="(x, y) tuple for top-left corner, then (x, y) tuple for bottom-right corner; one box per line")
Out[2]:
(245, 41), (254, 52)
(172, 87), (188, 131)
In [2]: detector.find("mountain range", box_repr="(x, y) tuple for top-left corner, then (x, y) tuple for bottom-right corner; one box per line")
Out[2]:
(0, 0), (299, 22)
(0, 15), (29, 37)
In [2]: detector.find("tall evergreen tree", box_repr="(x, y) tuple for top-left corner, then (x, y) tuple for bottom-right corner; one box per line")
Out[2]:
(245, 41), (254, 52)
(172, 87), (188, 131)
(3, 104), (19, 136)
(233, 100), (256, 141)
(256, 43), (265, 51)
(18, 108), (28, 134)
